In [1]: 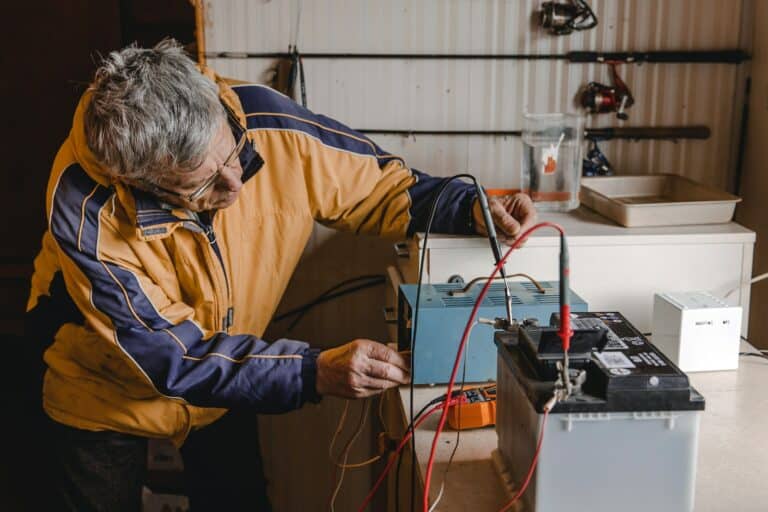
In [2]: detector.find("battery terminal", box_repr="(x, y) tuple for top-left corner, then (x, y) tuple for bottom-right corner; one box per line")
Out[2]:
(478, 316), (519, 331)
(553, 362), (587, 402)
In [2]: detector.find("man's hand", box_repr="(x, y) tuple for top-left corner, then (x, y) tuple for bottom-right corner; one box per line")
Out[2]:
(472, 193), (537, 246)
(316, 339), (410, 399)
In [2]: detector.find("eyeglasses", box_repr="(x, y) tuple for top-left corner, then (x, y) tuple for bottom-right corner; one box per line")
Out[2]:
(186, 128), (247, 202)
(147, 107), (248, 203)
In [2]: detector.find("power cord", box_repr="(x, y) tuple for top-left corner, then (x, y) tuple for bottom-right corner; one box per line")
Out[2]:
(408, 173), (479, 512)
(274, 275), (385, 335)
(723, 271), (768, 300)
(738, 334), (767, 360)
(740, 352), (768, 361)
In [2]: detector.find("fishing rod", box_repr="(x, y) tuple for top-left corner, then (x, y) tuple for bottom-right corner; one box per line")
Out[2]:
(356, 125), (711, 141)
(208, 49), (749, 64)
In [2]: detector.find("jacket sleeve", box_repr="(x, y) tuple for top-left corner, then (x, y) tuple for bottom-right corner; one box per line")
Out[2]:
(237, 85), (478, 238)
(46, 164), (320, 412)
(300, 112), (479, 238)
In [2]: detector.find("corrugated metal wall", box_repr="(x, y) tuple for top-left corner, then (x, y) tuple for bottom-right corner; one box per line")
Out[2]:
(199, 2), (752, 511)
(205, 0), (750, 191)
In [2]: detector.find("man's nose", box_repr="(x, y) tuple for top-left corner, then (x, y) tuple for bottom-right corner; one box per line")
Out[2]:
(219, 165), (244, 192)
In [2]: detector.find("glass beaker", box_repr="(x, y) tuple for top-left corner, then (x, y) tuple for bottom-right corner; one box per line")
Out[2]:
(521, 112), (584, 212)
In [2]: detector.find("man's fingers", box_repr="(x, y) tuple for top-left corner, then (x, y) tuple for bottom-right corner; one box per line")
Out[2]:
(490, 200), (521, 237)
(365, 341), (410, 372)
(358, 375), (400, 393)
(365, 359), (410, 385)
(509, 194), (537, 235)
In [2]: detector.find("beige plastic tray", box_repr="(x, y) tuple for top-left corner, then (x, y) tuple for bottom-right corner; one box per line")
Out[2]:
(580, 174), (741, 227)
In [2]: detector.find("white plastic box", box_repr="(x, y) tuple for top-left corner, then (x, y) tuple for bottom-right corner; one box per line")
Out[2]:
(652, 291), (741, 372)
(580, 174), (741, 227)
(495, 355), (702, 512)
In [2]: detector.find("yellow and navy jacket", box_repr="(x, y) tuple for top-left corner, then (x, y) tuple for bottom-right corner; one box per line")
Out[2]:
(27, 73), (477, 445)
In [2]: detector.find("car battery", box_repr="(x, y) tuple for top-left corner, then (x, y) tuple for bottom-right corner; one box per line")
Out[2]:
(398, 281), (588, 384)
(494, 311), (705, 512)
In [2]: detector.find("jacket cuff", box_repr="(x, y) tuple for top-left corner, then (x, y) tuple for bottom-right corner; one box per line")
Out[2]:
(301, 348), (323, 404)
(466, 189), (479, 235)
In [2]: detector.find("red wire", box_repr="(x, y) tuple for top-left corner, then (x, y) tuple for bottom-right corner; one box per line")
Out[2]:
(498, 408), (551, 512)
(356, 399), (458, 512)
(422, 222), (566, 512)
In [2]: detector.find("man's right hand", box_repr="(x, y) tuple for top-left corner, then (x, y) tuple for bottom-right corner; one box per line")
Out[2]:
(316, 339), (410, 399)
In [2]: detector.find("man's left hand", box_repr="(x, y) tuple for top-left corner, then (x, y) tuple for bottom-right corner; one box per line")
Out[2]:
(472, 193), (537, 245)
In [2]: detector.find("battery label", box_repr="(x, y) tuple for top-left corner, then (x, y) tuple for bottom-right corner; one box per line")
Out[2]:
(595, 351), (636, 369)
(636, 351), (668, 367)
(603, 331), (629, 350)
(572, 316), (628, 349)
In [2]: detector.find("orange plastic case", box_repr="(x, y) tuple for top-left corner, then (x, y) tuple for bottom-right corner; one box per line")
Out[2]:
(447, 385), (497, 430)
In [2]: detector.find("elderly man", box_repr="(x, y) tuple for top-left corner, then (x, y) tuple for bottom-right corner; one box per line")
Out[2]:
(27, 40), (536, 511)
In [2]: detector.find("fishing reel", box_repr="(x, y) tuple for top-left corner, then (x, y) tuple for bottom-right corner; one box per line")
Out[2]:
(582, 139), (614, 177)
(539, 0), (598, 36)
(581, 63), (635, 120)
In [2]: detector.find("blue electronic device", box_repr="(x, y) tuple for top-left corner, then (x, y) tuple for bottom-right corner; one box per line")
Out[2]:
(398, 281), (588, 385)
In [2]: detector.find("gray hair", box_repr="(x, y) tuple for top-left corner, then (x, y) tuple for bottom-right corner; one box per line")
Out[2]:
(84, 39), (225, 184)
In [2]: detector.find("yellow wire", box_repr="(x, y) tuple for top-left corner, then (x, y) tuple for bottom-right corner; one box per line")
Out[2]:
(328, 392), (390, 472)
(330, 399), (370, 511)
(335, 454), (382, 469)
(378, 390), (387, 429)
(328, 399), (351, 460)
(331, 399), (371, 467)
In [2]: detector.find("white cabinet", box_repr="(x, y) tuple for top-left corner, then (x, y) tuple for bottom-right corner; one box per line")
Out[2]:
(396, 208), (755, 335)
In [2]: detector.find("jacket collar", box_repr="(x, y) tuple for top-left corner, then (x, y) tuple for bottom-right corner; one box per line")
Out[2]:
(131, 137), (264, 241)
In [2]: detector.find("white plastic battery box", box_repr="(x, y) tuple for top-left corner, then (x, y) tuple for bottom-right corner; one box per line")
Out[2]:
(494, 311), (704, 512)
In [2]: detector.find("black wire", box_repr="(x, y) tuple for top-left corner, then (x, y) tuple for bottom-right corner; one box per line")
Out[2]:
(272, 275), (384, 337)
(282, 280), (385, 336)
(740, 352), (768, 361)
(394, 438), (406, 512)
(274, 275), (385, 322)
(282, 279), (384, 336)
(394, 388), (469, 512)
(739, 335), (768, 359)
(395, 394), (448, 512)
(409, 173), (478, 512)
(438, 326), (472, 504)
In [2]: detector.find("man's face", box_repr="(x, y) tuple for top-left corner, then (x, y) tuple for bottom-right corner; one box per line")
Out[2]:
(143, 120), (245, 212)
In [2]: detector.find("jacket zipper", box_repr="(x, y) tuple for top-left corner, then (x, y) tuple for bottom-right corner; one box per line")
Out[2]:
(202, 223), (235, 333)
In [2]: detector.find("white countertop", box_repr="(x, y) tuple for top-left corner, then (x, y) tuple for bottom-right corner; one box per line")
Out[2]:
(413, 207), (755, 248)
(394, 344), (768, 511)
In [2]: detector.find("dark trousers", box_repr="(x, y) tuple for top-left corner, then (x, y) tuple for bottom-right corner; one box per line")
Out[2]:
(44, 409), (272, 512)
